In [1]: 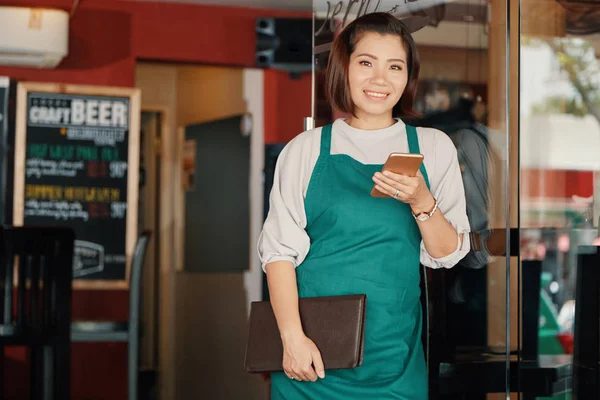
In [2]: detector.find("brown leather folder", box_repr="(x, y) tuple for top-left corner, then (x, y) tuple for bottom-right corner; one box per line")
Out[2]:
(244, 294), (367, 373)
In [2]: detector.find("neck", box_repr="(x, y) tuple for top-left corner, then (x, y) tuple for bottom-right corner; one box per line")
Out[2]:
(346, 112), (395, 130)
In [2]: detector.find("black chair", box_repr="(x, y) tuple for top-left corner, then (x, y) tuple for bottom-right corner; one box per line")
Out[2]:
(0, 225), (75, 400)
(71, 231), (151, 400)
(573, 245), (600, 398)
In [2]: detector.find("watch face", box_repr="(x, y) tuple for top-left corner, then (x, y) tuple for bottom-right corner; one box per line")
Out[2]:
(417, 214), (430, 222)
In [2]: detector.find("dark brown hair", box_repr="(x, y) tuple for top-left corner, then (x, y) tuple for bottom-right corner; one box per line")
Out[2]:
(325, 12), (421, 118)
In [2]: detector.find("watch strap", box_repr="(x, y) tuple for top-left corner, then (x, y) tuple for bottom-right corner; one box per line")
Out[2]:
(412, 198), (438, 221)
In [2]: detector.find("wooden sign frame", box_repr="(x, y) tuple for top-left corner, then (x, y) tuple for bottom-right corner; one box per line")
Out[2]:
(14, 82), (140, 289)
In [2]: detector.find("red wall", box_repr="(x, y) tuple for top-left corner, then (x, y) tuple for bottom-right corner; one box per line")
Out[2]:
(0, 1), (311, 398)
(264, 69), (312, 143)
(522, 169), (594, 199)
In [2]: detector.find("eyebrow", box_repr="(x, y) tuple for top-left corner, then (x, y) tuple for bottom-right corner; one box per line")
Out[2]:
(356, 53), (406, 64)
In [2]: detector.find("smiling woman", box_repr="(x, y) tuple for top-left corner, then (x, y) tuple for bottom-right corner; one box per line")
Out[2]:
(258, 12), (470, 400)
(326, 14), (421, 126)
(349, 36), (409, 121)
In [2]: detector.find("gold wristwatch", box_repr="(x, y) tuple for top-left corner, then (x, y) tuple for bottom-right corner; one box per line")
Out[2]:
(412, 198), (438, 222)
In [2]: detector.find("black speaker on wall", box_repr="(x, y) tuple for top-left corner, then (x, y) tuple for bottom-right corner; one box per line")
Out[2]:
(255, 18), (313, 73)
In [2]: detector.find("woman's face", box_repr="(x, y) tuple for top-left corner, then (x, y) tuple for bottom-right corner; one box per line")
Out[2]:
(348, 32), (409, 119)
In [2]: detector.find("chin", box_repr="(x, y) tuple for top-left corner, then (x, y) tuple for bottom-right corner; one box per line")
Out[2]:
(356, 103), (394, 117)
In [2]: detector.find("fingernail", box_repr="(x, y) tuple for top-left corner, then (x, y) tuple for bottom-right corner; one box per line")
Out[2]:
(318, 371), (325, 378)
(383, 171), (391, 177)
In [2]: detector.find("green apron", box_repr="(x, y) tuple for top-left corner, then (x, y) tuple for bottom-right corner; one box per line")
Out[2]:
(271, 123), (430, 399)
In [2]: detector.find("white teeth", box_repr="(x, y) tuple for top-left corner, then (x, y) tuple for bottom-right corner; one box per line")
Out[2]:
(365, 91), (387, 98)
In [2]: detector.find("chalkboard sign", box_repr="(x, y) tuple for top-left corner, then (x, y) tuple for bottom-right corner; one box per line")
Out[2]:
(14, 83), (140, 289)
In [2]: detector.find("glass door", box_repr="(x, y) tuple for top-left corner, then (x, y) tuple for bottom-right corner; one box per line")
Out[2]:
(518, 0), (600, 398)
(312, 1), (513, 398)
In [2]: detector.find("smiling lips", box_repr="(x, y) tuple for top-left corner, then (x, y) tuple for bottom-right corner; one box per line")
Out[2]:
(364, 90), (389, 100)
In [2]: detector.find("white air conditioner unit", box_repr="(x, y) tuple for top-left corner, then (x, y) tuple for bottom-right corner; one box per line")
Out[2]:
(0, 6), (69, 68)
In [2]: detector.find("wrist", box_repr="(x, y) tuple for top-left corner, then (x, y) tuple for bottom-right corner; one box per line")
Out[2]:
(411, 194), (435, 215)
(280, 328), (305, 344)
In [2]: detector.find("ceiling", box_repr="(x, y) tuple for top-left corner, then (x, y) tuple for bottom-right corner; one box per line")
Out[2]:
(130, 0), (312, 11)
(128, 0), (600, 60)
(130, 0), (487, 12)
(131, 0), (490, 51)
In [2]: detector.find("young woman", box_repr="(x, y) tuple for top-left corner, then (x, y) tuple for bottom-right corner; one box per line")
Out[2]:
(258, 12), (470, 399)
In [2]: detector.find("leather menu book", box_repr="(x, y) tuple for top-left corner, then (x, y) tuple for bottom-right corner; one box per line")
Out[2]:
(244, 294), (367, 373)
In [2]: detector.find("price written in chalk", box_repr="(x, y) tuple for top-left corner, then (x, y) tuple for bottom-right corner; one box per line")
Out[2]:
(87, 161), (108, 178)
(110, 161), (128, 178)
(89, 203), (110, 219)
(111, 202), (127, 219)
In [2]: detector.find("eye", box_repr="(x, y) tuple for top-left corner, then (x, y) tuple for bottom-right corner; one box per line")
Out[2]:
(390, 65), (403, 71)
(359, 60), (372, 67)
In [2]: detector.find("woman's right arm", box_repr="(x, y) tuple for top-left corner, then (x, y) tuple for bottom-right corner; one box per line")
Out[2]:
(258, 130), (325, 382)
(265, 261), (325, 381)
(265, 261), (303, 339)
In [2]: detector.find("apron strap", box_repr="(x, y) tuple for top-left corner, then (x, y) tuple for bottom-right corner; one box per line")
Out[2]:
(406, 124), (431, 190)
(320, 124), (333, 155)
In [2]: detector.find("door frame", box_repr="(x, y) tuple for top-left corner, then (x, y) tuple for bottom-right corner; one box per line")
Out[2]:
(140, 104), (177, 400)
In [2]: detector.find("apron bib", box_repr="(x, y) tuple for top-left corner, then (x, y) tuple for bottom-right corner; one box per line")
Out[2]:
(271, 123), (430, 399)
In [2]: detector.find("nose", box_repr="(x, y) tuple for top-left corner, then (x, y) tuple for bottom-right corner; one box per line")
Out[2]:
(369, 67), (387, 86)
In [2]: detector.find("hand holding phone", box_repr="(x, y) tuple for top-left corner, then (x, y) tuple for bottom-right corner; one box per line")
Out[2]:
(370, 153), (424, 198)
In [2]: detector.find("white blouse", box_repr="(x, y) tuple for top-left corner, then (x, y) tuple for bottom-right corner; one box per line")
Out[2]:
(258, 118), (471, 271)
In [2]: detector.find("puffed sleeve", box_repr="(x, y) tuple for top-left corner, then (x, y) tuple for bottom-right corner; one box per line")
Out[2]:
(257, 130), (319, 272)
(420, 130), (471, 269)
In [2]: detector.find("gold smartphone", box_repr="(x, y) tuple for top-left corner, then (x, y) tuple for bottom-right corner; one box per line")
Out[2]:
(370, 153), (424, 198)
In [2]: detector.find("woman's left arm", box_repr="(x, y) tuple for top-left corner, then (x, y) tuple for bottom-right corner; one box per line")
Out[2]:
(373, 171), (461, 258)
(372, 132), (470, 265)
(404, 184), (460, 258)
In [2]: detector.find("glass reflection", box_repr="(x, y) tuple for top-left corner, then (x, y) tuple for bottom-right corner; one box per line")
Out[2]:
(520, 1), (600, 398)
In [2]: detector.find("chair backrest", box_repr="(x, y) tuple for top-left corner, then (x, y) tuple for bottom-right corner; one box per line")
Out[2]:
(573, 246), (600, 397)
(0, 225), (74, 343)
(128, 231), (152, 331)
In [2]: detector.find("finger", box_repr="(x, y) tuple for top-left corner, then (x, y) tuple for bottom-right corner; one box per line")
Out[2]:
(383, 171), (421, 188)
(373, 181), (392, 198)
(284, 369), (295, 380)
(375, 170), (400, 183)
(290, 365), (305, 381)
(312, 351), (326, 379)
(385, 170), (424, 186)
(373, 181), (397, 198)
(289, 371), (302, 381)
(375, 182), (414, 204)
(372, 174), (397, 196)
(305, 366), (318, 382)
(380, 173), (418, 197)
(375, 171), (403, 185)
(374, 173), (411, 193)
(299, 365), (314, 381)
(381, 170), (413, 184)
(372, 176), (409, 198)
(293, 374), (303, 381)
(374, 185), (409, 203)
